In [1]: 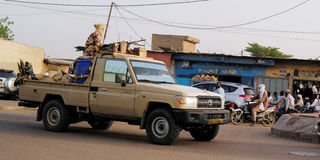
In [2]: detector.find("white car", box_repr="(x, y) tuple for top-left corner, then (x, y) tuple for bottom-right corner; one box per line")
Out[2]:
(192, 81), (254, 108)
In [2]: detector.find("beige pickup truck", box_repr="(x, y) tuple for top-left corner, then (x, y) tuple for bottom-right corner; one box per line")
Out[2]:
(18, 53), (230, 145)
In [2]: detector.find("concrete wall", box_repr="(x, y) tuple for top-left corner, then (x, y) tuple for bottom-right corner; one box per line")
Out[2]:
(147, 51), (172, 67)
(0, 40), (45, 74)
(151, 34), (199, 53)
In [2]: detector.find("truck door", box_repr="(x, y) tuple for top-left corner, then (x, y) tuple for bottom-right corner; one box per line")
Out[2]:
(90, 59), (135, 117)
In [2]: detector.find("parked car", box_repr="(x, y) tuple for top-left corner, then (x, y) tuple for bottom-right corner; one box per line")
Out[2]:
(192, 81), (254, 108)
(0, 69), (18, 97)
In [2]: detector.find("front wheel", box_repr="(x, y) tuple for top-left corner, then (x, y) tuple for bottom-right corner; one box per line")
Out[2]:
(189, 125), (219, 141)
(231, 111), (243, 125)
(261, 114), (275, 127)
(146, 108), (180, 145)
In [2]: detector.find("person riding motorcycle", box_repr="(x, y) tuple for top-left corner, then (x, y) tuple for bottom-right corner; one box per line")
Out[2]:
(250, 84), (268, 126)
(294, 94), (304, 112)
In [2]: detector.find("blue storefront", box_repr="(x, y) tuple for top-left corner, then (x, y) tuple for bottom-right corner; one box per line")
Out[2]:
(172, 53), (275, 89)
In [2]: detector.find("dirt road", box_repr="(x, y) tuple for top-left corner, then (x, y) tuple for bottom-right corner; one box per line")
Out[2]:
(0, 109), (319, 160)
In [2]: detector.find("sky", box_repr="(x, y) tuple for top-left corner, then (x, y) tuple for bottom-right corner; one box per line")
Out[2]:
(0, 0), (319, 60)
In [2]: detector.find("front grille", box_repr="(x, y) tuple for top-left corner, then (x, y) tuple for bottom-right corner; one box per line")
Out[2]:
(197, 96), (221, 108)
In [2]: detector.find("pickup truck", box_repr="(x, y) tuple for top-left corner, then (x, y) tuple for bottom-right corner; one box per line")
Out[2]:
(18, 53), (230, 145)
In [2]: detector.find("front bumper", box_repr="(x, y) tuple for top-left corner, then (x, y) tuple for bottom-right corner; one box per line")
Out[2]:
(173, 109), (230, 126)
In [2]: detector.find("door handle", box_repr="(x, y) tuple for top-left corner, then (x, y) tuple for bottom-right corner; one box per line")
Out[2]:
(100, 88), (108, 91)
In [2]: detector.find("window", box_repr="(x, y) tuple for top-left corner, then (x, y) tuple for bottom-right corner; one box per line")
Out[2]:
(244, 88), (254, 96)
(194, 84), (211, 91)
(131, 61), (176, 84)
(228, 86), (237, 93)
(210, 84), (237, 93)
(210, 84), (217, 92)
(104, 60), (132, 83)
(221, 85), (237, 93)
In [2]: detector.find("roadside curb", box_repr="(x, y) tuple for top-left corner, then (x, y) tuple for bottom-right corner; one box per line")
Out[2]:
(271, 114), (320, 144)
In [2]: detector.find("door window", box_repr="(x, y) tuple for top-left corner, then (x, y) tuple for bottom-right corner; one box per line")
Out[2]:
(104, 60), (132, 83)
(209, 84), (217, 91)
(194, 84), (211, 90)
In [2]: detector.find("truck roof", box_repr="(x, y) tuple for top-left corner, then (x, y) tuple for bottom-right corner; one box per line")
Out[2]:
(102, 53), (165, 64)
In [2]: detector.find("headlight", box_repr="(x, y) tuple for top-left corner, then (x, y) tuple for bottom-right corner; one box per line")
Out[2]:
(6, 78), (18, 92)
(175, 96), (197, 107)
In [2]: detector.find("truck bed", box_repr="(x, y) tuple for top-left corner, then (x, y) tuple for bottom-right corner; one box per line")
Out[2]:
(19, 80), (90, 107)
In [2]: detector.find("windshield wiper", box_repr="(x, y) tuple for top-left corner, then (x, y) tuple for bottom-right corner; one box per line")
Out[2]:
(138, 79), (159, 84)
(138, 79), (175, 84)
(156, 81), (175, 84)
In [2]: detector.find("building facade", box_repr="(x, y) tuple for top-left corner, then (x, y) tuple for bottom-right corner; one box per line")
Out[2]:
(0, 39), (45, 74)
(147, 50), (320, 98)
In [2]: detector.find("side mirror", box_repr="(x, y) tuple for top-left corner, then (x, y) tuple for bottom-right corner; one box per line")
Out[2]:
(121, 80), (126, 87)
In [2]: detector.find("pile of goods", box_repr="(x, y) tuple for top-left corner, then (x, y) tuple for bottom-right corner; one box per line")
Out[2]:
(191, 74), (217, 81)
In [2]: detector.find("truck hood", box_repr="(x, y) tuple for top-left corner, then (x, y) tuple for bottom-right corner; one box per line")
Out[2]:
(137, 83), (221, 97)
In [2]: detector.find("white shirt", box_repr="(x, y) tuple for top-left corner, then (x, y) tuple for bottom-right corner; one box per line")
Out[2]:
(311, 99), (320, 107)
(214, 87), (225, 98)
(286, 94), (295, 110)
(312, 85), (318, 94)
(267, 96), (274, 103)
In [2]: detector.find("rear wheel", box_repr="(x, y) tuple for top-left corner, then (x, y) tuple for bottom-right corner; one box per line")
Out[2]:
(231, 111), (243, 125)
(88, 119), (113, 130)
(42, 100), (70, 131)
(189, 125), (219, 141)
(146, 108), (180, 145)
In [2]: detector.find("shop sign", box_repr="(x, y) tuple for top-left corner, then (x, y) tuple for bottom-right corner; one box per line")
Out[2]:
(197, 68), (238, 75)
(279, 68), (287, 76)
(295, 69), (320, 78)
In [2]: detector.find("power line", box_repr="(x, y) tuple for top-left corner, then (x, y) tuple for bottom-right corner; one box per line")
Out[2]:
(2, 1), (319, 36)
(117, 0), (311, 30)
(115, 5), (143, 40)
(220, 30), (320, 42)
(2, 1), (319, 43)
(4, 0), (209, 7)
(3, 8), (320, 36)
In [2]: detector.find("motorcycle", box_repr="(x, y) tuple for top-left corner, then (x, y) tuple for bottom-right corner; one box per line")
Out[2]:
(231, 98), (277, 127)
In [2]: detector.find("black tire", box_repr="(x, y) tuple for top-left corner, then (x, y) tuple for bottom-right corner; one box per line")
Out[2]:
(42, 99), (71, 131)
(88, 119), (113, 130)
(261, 114), (275, 127)
(189, 125), (219, 141)
(146, 108), (180, 145)
(231, 111), (243, 125)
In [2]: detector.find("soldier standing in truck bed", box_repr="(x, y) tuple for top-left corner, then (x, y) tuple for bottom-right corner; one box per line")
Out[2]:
(84, 24), (104, 56)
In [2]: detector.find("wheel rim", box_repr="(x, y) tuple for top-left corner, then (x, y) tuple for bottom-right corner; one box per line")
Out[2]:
(47, 107), (60, 126)
(231, 112), (242, 124)
(151, 117), (169, 138)
(262, 116), (275, 127)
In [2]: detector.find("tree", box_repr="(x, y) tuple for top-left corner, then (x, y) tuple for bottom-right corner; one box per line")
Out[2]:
(0, 17), (14, 40)
(245, 43), (293, 58)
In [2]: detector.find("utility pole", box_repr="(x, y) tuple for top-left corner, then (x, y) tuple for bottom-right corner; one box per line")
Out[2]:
(102, 2), (114, 44)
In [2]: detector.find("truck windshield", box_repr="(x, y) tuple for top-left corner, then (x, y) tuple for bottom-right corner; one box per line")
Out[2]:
(131, 61), (176, 84)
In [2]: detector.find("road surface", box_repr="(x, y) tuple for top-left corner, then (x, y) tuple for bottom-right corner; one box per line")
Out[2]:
(0, 108), (319, 160)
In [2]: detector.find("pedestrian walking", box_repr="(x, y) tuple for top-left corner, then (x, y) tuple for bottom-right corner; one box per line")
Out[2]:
(285, 89), (295, 113)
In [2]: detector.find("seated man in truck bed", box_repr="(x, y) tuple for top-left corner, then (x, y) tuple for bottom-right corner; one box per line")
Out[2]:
(84, 24), (104, 56)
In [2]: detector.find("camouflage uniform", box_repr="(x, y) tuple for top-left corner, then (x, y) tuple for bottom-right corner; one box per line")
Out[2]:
(84, 30), (102, 56)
